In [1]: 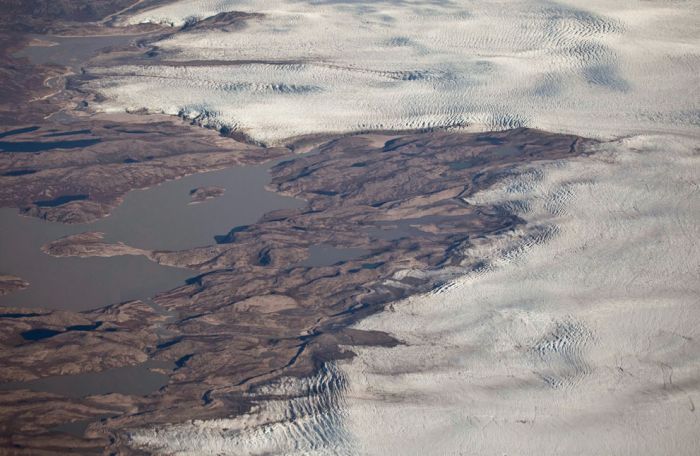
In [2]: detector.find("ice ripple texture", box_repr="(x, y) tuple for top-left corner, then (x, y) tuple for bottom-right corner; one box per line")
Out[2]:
(93, 0), (700, 143)
(129, 135), (700, 455)
(338, 135), (700, 455)
(129, 363), (354, 455)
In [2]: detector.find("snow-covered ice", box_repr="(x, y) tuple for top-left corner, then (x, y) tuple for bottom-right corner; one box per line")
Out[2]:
(112, 1), (700, 454)
(129, 135), (700, 454)
(94, 0), (700, 144)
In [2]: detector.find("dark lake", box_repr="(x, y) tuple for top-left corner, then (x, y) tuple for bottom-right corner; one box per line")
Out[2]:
(0, 138), (102, 153)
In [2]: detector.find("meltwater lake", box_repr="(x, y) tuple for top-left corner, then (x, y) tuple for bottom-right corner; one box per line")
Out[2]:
(0, 162), (303, 312)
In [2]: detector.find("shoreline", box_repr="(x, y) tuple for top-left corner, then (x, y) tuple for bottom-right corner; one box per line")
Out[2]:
(0, 127), (591, 452)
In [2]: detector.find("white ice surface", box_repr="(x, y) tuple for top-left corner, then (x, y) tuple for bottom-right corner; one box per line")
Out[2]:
(113, 1), (700, 454)
(95, 0), (699, 144)
(129, 135), (700, 454)
(339, 134), (700, 455)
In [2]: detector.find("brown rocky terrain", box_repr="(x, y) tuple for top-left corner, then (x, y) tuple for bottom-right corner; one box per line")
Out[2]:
(0, 117), (288, 223)
(0, 2), (599, 453)
(0, 0), (280, 224)
(0, 0), (168, 125)
(0, 128), (590, 453)
(0, 276), (28, 296)
(42, 232), (150, 258)
(189, 186), (225, 205)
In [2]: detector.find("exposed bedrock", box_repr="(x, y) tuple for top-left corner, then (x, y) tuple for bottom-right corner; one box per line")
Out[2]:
(0, 128), (590, 452)
(42, 232), (151, 258)
(0, 118), (289, 224)
(189, 185), (225, 204)
(0, 0), (279, 225)
(0, 275), (28, 296)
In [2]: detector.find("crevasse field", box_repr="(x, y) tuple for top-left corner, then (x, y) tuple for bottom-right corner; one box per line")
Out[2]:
(111, 1), (700, 455)
(98, 0), (699, 144)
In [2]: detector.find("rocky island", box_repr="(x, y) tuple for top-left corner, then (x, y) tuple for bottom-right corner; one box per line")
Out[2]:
(42, 232), (151, 259)
(0, 275), (28, 296)
(189, 186), (225, 205)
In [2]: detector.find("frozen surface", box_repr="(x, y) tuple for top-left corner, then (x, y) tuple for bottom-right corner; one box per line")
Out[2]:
(94, 0), (700, 144)
(339, 135), (700, 455)
(110, 1), (700, 453)
(128, 135), (700, 454)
